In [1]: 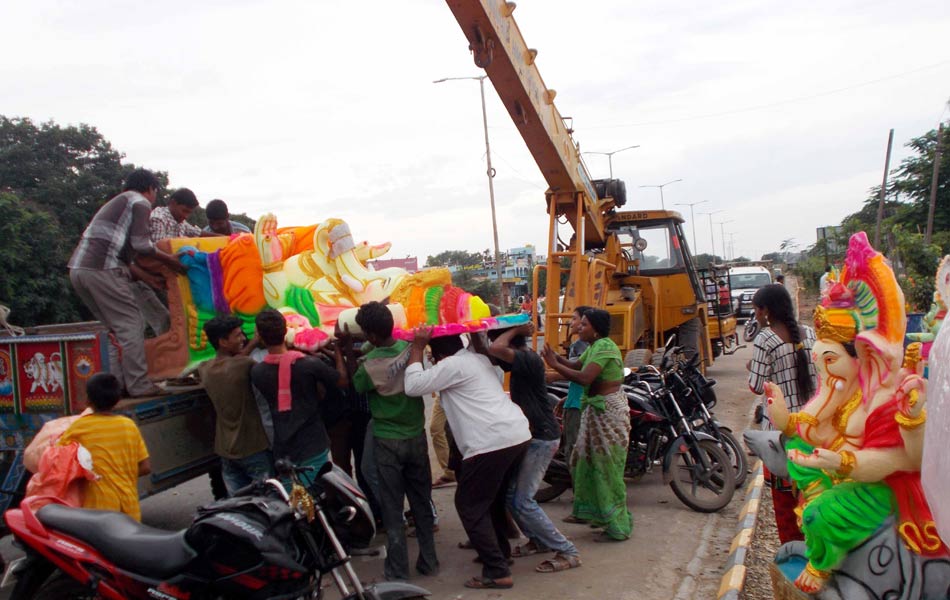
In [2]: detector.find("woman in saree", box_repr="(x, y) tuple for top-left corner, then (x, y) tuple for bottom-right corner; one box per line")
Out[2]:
(541, 309), (631, 542)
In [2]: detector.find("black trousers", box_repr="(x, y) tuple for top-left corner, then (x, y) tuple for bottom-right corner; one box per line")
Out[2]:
(455, 441), (529, 580)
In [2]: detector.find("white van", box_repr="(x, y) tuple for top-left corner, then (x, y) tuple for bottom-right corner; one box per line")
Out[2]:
(728, 266), (772, 318)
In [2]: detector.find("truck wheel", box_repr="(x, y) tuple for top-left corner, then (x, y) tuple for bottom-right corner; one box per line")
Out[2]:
(624, 349), (653, 368)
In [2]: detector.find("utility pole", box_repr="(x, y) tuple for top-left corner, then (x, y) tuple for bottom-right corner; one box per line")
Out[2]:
(700, 210), (724, 260)
(674, 200), (708, 254)
(925, 123), (943, 245)
(874, 129), (895, 248)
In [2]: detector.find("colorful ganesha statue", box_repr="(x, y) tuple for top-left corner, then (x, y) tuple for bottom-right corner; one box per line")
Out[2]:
(143, 215), (522, 378)
(757, 232), (948, 598)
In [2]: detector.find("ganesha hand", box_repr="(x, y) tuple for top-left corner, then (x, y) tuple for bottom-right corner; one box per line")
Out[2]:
(764, 382), (790, 432)
(787, 446), (843, 472)
(896, 374), (926, 418)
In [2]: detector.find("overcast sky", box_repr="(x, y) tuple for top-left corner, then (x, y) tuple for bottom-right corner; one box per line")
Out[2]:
(4, 0), (949, 264)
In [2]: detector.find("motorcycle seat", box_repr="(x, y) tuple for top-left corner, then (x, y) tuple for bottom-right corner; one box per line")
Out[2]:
(37, 504), (197, 579)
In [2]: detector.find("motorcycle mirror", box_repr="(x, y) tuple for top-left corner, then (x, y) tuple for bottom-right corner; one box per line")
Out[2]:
(623, 367), (632, 378)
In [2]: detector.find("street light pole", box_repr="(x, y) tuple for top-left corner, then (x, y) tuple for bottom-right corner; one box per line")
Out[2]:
(582, 144), (640, 179)
(674, 199), (708, 254)
(699, 210), (724, 260)
(715, 220), (734, 262)
(434, 75), (504, 307)
(639, 178), (683, 210)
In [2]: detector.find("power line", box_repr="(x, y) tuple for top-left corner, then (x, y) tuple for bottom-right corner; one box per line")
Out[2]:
(587, 59), (950, 129)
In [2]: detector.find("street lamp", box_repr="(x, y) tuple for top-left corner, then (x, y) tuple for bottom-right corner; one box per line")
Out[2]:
(434, 75), (504, 307)
(674, 199), (708, 255)
(715, 220), (734, 262)
(582, 144), (640, 179)
(699, 210), (724, 259)
(639, 179), (683, 210)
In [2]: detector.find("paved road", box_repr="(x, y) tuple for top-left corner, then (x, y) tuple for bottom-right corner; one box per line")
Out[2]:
(1, 344), (759, 599)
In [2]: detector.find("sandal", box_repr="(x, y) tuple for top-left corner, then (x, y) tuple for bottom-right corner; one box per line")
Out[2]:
(432, 476), (456, 489)
(511, 541), (552, 557)
(458, 539), (474, 550)
(562, 515), (588, 524)
(464, 576), (514, 589)
(536, 552), (582, 573)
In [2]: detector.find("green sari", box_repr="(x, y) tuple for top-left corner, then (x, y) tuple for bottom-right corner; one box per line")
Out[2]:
(571, 338), (632, 540)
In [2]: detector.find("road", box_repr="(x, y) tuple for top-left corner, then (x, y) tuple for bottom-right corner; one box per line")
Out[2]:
(1, 344), (759, 600)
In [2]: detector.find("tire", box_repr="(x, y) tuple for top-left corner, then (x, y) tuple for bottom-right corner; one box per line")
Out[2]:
(668, 439), (736, 513)
(534, 482), (570, 504)
(33, 572), (98, 599)
(624, 349), (653, 368)
(743, 318), (760, 342)
(716, 428), (748, 488)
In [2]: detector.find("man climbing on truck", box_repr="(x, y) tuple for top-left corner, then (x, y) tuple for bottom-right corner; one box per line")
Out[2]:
(67, 169), (186, 397)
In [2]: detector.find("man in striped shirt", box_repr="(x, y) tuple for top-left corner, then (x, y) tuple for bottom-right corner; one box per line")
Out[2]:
(68, 169), (185, 397)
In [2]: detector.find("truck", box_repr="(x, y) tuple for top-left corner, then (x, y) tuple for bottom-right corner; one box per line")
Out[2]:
(446, 0), (713, 366)
(0, 320), (220, 534)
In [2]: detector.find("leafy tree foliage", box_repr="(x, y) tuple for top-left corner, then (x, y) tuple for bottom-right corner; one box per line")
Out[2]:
(0, 116), (165, 325)
(425, 250), (484, 268)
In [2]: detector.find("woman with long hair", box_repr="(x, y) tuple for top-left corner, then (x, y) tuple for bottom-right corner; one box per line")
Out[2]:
(748, 283), (817, 543)
(542, 309), (631, 542)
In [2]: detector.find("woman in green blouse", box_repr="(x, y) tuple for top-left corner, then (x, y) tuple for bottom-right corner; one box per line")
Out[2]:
(542, 309), (631, 541)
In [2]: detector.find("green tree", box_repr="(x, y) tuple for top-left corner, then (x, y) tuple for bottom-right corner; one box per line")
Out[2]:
(0, 193), (77, 324)
(425, 250), (483, 268)
(0, 116), (166, 325)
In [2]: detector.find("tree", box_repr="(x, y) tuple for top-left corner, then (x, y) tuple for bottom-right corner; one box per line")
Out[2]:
(425, 250), (483, 268)
(0, 116), (166, 325)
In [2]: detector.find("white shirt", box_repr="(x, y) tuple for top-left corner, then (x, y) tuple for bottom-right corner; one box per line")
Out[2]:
(819, 273), (831, 295)
(404, 348), (530, 460)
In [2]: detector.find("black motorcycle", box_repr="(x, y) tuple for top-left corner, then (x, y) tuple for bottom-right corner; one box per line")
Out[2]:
(538, 344), (736, 513)
(4, 460), (429, 600)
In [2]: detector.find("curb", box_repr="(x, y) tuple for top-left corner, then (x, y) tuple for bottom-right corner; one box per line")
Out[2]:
(717, 459), (765, 600)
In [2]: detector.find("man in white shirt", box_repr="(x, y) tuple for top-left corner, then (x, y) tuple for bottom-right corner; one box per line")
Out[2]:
(819, 265), (833, 296)
(405, 330), (530, 591)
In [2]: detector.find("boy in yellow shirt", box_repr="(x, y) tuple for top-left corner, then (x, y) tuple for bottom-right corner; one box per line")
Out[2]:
(59, 373), (151, 520)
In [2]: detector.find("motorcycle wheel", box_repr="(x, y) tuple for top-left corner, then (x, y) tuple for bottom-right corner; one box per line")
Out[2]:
(716, 427), (748, 488)
(33, 572), (98, 600)
(669, 439), (736, 513)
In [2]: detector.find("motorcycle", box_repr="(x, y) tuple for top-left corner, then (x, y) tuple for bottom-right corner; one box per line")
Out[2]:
(2, 460), (429, 600)
(538, 340), (736, 513)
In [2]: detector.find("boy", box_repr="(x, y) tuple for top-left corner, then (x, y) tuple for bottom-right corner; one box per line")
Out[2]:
(351, 301), (438, 581)
(200, 316), (273, 496)
(58, 373), (151, 520)
(250, 309), (347, 487)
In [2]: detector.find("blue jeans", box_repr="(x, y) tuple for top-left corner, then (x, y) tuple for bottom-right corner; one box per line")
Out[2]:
(507, 438), (578, 556)
(221, 449), (274, 497)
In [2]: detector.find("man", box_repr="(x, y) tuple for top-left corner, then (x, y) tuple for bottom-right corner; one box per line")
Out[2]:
(405, 330), (531, 590)
(204, 199), (252, 236)
(68, 169), (184, 397)
(200, 316), (272, 496)
(351, 302), (438, 581)
(149, 188), (205, 242)
(489, 324), (581, 573)
(250, 309), (347, 487)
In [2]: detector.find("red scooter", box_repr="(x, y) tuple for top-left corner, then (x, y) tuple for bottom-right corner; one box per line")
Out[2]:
(2, 462), (429, 600)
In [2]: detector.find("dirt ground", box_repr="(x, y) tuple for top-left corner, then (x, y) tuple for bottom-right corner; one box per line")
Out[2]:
(740, 487), (781, 600)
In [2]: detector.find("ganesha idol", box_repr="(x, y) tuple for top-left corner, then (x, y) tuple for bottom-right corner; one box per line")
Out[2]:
(143, 215), (521, 379)
(745, 232), (949, 599)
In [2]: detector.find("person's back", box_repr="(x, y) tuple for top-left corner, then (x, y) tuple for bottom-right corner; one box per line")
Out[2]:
(508, 347), (559, 442)
(59, 373), (150, 520)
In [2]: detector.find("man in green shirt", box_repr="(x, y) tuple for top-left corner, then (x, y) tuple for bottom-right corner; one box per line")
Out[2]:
(352, 302), (438, 581)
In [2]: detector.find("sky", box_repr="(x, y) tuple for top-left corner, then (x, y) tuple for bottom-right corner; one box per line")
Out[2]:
(4, 0), (949, 265)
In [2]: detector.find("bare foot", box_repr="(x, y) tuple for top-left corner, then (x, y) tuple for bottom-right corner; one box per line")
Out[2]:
(794, 564), (828, 594)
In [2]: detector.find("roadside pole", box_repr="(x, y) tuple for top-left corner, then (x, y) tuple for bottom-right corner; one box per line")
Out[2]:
(925, 123), (943, 245)
(874, 129), (895, 248)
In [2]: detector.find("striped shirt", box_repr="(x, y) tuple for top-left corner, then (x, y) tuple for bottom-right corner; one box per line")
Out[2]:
(149, 206), (202, 242)
(59, 413), (149, 521)
(68, 191), (155, 270)
(748, 326), (817, 413)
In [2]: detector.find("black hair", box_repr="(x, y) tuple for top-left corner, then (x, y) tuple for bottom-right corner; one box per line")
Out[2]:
(206, 199), (229, 221)
(825, 265), (832, 273)
(776, 274), (785, 283)
(752, 284), (815, 399)
(585, 308), (611, 338)
(486, 327), (526, 348)
(256, 309), (287, 347)
(573, 305), (593, 318)
(168, 188), (198, 208)
(123, 168), (160, 193)
(204, 315), (244, 350)
(355, 301), (393, 339)
(86, 372), (122, 411)
(429, 334), (464, 361)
